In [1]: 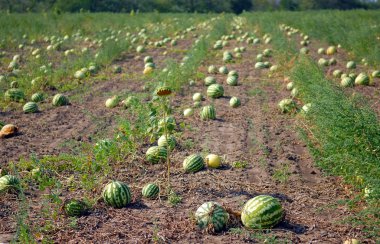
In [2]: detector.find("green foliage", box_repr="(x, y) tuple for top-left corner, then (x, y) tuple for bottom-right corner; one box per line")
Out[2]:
(2, 0), (377, 13)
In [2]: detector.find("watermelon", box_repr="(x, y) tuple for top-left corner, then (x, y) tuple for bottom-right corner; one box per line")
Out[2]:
(219, 66), (228, 74)
(64, 199), (89, 217)
(195, 202), (229, 232)
(200, 105), (216, 120)
(183, 154), (204, 173)
(145, 62), (156, 69)
(31, 92), (44, 102)
(228, 70), (238, 78)
(207, 84), (224, 99)
(157, 135), (176, 150)
(102, 181), (132, 208)
(241, 195), (284, 229)
(136, 45), (145, 53)
(341, 77), (354, 87)
(278, 99), (296, 113)
(142, 183), (159, 199)
(105, 96), (119, 108)
(146, 146), (167, 164)
(346, 61), (356, 69)
(23, 102), (39, 113)
(144, 56), (153, 63)
(4, 88), (25, 102)
(10, 81), (19, 88)
(183, 108), (194, 117)
(208, 65), (218, 74)
(230, 97), (241, 108)
(204, 76), (216, 86)
(333, 70), (343, 78)
(226, 76), (238, 86)
(192, 93), (203, 102)
(255, 62), (266, 69)
(52, 94), (69, 106)
(0, 175), (20, 192)
(355, 72), (370, 86)
(300, 47), (309, 54)
(372, 70), (380, 78)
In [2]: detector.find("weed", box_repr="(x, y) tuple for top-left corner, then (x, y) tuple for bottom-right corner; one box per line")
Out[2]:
(168, 190), (182, 206)
(272, 162), (291, 184)
(231, 161), (248, 169)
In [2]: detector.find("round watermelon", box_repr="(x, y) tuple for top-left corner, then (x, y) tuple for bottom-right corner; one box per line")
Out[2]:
(207, 84), (224, 98)
(31, 92), (44, 102)
(146, 146), (167, 164)
(157, 135), (176, 150)
(52, 94), (69, 106)
(204, 76), (217, 86)
(195, 201), (229, 232)
(226, 76), (238, 86)
(64, 199), (89, 217)
(4, 88), (25, 102)
(102, 181), (132, 208)
(142, 183), (159, 199)
(23, 102), (39, 113)
(183, 154), (204, 173)
(230, 97), (241, 108)
(200, 105), (216, 120)
(241, 195), (284, 229)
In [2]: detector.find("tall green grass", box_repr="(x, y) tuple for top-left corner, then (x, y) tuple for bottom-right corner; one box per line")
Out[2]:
(245, 10), (380, 65)
(291, 58), (380, 239)
(245, 12), (380, 239)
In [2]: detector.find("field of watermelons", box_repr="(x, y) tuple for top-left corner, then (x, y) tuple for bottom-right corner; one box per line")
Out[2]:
(0, 10), (380, 243)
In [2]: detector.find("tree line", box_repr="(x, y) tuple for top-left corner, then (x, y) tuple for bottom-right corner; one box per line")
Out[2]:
(1, 0), (379, 13)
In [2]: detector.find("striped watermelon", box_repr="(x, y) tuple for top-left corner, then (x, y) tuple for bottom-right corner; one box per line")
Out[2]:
(142, 183), (159, 199)
(278, 99), (296, 113)
(0, 175), (20, 192)
(144, 56), (153, 63)
(241, 195), (284, 229)
(228, 70), (238, 78)
(204, 76), (216, 86)
(219, 66), (228, 74)
(230, 97), (241, 108)
(341, 77), (354, 87)
(31, 92), (44, 102)
(64, 199), (89, 217)
(146, 146), (167, 164)
(183, 154), (204, 173)
(4, 88), (25, 102)
(102, 181), (132, 208)
(157, 135), (176, 150)
(10, 81), (19, 88)
(200, 105), (216, 120)
(52, 94), (69, 106)
(192, 93), (203, 102)
(23, 102), (39, 113)
(355, 73), (370, 86)
(195, 202), (229, 232)
(226, 76), (238, 86)
(208, 65), (218, 74)
(255, 62), (266, 69)
(207, 84), (224, 98)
